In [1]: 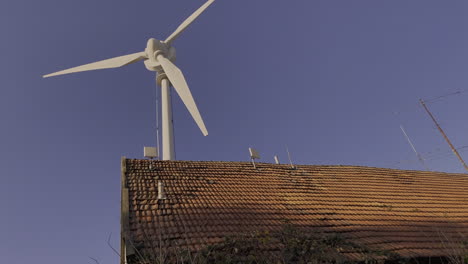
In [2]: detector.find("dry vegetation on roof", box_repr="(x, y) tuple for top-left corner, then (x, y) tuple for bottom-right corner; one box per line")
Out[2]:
(126, 222), (397, 264)
(125, 222), (467, 264)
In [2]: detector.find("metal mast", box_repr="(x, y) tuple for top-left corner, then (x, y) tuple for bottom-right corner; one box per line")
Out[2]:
(158, 75), (175, 160)
(419, 99), (468, 172)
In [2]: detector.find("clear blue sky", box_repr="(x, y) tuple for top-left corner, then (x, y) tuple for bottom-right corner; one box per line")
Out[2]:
(2, 0), (468, 263)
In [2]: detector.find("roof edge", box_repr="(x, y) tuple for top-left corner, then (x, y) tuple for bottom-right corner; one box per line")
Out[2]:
(120, 156), (134, 264)
(123, 159), (468, 176)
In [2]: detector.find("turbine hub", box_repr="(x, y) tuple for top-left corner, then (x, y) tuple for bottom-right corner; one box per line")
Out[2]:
(144, 38), (176, 73)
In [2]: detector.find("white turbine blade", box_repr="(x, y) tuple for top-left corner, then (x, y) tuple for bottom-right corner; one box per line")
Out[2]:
(158, 56), (208, 136)
(164, 0), (215, 45)
(43, 52), (147, 78)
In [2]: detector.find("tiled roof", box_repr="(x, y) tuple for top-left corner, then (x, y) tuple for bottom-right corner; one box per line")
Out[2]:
(121, 159), (468, 262)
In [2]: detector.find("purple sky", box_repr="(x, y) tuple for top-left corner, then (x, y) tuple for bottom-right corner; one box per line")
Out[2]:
(2, 0), (468, 263)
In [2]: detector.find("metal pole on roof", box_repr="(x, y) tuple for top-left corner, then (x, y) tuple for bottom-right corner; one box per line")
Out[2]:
(419, 99), (468, 172)
(286, 145), (295, 169)
(400, 125), (429, 171)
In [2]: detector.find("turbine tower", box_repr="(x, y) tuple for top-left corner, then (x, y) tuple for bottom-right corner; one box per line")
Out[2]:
(43, 0), (215, 160)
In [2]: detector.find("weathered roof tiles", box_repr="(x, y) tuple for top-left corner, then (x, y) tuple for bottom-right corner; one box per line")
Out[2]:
(121, 159), (468, 262)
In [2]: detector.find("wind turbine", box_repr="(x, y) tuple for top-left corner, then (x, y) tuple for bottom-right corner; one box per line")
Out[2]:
(43, 0), (215, 160)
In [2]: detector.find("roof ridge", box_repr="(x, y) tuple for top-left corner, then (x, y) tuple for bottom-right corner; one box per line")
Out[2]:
(124, 158), (468, 176)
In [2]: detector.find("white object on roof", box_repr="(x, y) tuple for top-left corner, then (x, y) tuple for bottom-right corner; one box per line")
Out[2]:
(157, 181), (167, 200)
(249, 147), (260, 169)
(274, 155), (280, 164)
(286, 146), (295, 169)
(249, 148), (260, 160)
(144, 147), (159, 159)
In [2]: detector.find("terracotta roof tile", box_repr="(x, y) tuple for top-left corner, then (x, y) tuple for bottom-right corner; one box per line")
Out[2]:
(122, 160), (468, 260)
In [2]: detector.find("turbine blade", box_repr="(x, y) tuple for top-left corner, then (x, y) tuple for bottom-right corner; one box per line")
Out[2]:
(158, 56), (208, 136)
(164, 0), (215, 45)
(43, 52), (147, 78)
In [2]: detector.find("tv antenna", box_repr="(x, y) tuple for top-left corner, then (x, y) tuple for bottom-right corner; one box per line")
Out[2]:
(43, 0), (217, 161)
(420, 99), (468, 172)
(249, 147), (260, 169)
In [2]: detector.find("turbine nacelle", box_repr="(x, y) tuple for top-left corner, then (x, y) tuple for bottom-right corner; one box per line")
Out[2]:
(144, 38), (177, 73)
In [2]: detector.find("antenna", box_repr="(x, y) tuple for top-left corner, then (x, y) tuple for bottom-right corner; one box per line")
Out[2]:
(249, 147), (260, 169)
(144, 147), (159, 159)
(399, 125), (429, 170)
(420, 99), (468, 172)
(286, 145), (295, 169)
(144, 147), (159, 170)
